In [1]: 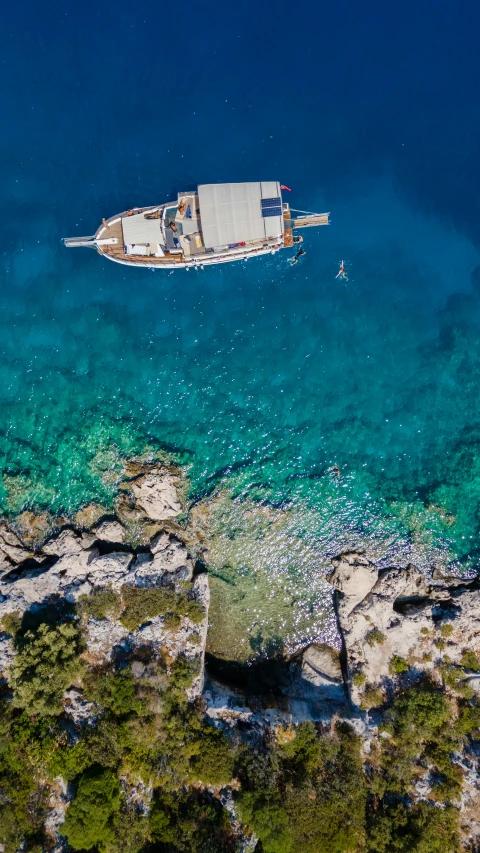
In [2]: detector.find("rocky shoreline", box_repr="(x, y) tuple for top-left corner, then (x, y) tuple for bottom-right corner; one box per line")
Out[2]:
(0, 463), (208, 701)
(1, 462), (479, 851)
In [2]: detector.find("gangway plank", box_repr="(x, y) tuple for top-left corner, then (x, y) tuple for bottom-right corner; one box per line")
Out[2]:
(291, 212), (330, 229)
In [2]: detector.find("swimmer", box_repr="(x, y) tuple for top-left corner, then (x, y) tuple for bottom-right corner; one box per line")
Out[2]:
(328, 464), (341, 479)
(290, 247), (307, 265)
(335, 260), (348, 280)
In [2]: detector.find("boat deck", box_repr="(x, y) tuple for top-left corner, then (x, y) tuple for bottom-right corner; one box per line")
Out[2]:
(96, 206), (289, 267)
(96, 211), (185, 266)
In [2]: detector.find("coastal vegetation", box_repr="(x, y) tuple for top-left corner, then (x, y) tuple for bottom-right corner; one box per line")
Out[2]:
(1, 585), (478, 853)
(10, 620), (83, 716)
(0, 499), (478, 853)
(78, 585), (206, 634)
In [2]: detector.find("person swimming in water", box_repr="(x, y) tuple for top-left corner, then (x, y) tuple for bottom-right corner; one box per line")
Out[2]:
(290, 247), (306, 265)
(335, 260), (348, 280)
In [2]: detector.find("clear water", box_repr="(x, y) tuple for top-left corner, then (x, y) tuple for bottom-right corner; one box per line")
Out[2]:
(2, 1), (480, 655)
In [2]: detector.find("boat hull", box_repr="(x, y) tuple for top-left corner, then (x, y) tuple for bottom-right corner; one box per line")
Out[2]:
(100, 241), (285, 270)
(63, 183), (328, 269)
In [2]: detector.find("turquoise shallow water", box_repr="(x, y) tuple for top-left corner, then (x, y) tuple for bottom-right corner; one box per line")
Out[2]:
(2, 1), (480, 650)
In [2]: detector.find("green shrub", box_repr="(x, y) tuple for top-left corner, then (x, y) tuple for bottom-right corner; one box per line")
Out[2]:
(377, 681), (454, 795)
(169, 655), (200, 691)
(184, 599), (206, 625)
(366, 800), (459, 853)
(435, 638), (446, 650)
(78, 587), (121, 621)
(50, 717), (125, 781)
(454, 701), (480, 737)
(83, 670), (144, 717)
(460, 650), (480, 672)
(440, 624), (454, 638)
(10, 621), (82, 716)
(420, 627), (430, 635)
(389, 655), (409, 675)
(239, 723), (367, 853)
(150, 789), (236, 852)
(440, 663), (474, 698)
(237, 792), (294, 853)
(0, 702), (51, 852)
(353, 671), (367, 687)
(108, 806), (149, 853)
(189, 727), (235, 787)
(1, 612), (22, 636)
(62, 768), (121, 851)
(112, 584), (205, 635)
(49, 738), (91, 781)
(120, 585), (175, 632)
(366, 629), (386, 647)
(80, 718), (124, 770)
(163, 612), (182, 631)
(385, 681), (450, 740)
(361, 686), (384, 710)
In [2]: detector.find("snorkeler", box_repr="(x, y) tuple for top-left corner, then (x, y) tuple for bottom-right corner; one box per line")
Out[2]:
(335, 260), (348, 280)
(290, 247), (307, 265)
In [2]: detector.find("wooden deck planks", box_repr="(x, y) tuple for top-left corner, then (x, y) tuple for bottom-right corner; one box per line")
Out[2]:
(98, 213), (186, 266)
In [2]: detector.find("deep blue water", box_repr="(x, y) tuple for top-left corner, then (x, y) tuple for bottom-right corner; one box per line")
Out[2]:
(2, 0), (480, 649)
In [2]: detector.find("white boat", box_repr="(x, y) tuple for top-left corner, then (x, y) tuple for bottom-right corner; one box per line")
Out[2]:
(63, 181), (329, 269)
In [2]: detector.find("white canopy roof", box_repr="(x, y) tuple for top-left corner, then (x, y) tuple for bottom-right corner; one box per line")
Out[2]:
(121, 212), (162, 245)
(198, 182), (283, 248)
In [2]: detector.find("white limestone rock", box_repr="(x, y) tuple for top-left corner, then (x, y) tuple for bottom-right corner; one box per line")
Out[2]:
(328, 552), (378, 616)
(0, 525), (35, 570)
(53, 546), (99, 581)
(87, 552), (134, 588)
(327, 552), (480, 707)
(468, 675), (480, 695)
(0, 634), (14, 678)
(150, 533), (192, 580)
(63, 687), (95, 725)
(0, 569), (65, 614)
(302, 644), (342, 683)
(0, 540), (34, 566)
(93, 519), (126, 544)
(0, 526), (25, 549)
(130, 469), (182, 521)
(85, 617), (130, 663)
(42, 528), (93, 557)
(45, 777), (70, 852)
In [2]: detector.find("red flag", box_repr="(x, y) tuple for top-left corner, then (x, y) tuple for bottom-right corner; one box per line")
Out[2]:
(280, 185), (292, 191)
